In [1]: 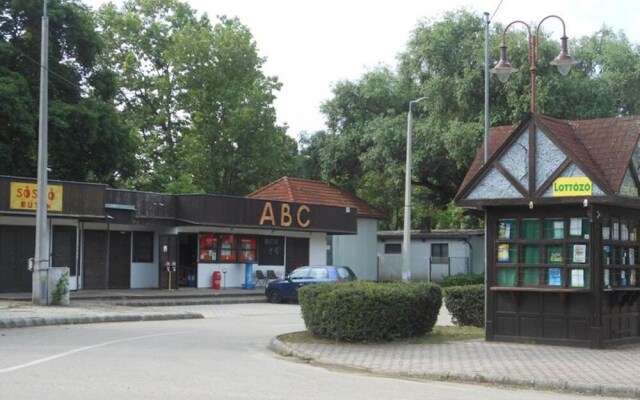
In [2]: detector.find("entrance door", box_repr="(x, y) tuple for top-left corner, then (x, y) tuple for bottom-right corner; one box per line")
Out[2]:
(285, 237), (309, 274)
(0, 226), (34, 292)
(178, 233), (198, 287)
(52, 226), (77, 275)
(83, 230), (131, 289)
(159, 234), (178, 289)
(109, 231), (131, 289)
(83, 230), (107, 289)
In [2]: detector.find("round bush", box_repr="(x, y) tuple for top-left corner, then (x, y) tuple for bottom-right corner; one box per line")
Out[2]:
(299, 281), (442, 342)
(443, 284), (484, 327)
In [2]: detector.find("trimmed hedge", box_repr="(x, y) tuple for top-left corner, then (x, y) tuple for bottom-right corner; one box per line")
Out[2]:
(443, 284), (484, 327)
(440, 273), (484, 288)
(298, 281), (442, 342)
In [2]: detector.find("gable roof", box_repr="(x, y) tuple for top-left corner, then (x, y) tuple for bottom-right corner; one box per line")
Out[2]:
(247, 177), (387, 219)
(456, 113), (640, 206)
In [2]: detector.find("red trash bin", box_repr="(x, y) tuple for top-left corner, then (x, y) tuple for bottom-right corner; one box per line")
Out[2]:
(212, 271), (221, 290)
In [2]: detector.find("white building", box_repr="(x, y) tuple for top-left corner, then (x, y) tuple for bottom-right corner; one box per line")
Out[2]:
(376, 230), (485, 282)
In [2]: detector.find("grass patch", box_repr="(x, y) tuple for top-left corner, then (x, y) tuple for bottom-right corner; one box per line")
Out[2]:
(279, 326), (484, 345)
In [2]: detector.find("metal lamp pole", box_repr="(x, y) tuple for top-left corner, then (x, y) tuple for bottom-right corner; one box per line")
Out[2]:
(491, 15), (577, 113)
(33, 0), (50, 305)
(402, 97), (427, 283)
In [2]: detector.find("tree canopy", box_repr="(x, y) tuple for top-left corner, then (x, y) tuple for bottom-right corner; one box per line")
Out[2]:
(300, 10), (640, 230)
(95, 0), (296, 194)
(0, 0), (136, 184)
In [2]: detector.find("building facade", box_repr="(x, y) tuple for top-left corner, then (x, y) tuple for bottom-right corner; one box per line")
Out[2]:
(0, 176), (377, 292)
(248, 177), (386, 282)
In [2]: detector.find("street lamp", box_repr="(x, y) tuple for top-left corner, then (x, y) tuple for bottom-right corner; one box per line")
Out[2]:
(402, 97), (427, 283)
(491, 15), (577, 113)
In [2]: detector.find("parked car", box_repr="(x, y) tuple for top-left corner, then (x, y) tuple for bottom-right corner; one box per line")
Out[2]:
(265, 265), (357, 303)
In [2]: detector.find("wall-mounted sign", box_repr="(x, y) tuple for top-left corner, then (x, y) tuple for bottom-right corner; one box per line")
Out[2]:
(259, 202), (311, 228)
(9, 182), (63, 212)
(552, 177), (592, 197)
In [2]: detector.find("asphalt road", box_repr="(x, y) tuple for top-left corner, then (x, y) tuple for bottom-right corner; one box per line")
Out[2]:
(0, 303), (626, 399)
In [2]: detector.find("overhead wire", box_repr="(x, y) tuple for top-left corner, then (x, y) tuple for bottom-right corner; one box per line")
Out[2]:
(3, 40), (84, 91)
(490, 0), (505, 23)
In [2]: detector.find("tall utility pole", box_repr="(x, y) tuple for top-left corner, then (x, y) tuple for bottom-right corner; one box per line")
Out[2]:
(33, 0), (50, 305)
(401, 97), (427, 283)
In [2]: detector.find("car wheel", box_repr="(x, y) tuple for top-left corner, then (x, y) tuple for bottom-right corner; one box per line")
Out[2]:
(267, 289), (282, 303)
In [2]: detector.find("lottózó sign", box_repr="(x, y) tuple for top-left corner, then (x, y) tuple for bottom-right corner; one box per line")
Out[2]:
(552, 177), (592, 197)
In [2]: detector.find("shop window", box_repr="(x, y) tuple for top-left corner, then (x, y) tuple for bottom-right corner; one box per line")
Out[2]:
(219, 234), (237, 262)
(385, 243), (401, 254)
(520, 219), (540, 240)
(199, 233), (218, 263)
(258, 236), (284, 265)
(239, 237), (257, 262)
(544, 219), (564, 240)
(133, 231), (154, 262)
(493, 216), (592, 289)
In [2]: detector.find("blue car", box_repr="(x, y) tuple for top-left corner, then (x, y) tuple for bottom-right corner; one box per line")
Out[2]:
(265, 265), (357, 303)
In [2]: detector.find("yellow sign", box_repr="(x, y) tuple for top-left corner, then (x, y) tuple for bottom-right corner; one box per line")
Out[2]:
(552, 177), (592, 197)
(9, 182), (63, 212)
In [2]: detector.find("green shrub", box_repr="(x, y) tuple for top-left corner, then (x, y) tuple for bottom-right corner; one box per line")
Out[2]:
(298, 281), (442, 342)
(444, 284), (484, 327)
(52, 270), (69, 305)
(440, 273), (484, 287)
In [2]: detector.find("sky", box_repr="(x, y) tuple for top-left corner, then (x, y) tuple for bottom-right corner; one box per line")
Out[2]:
(83, 0), (640, 139)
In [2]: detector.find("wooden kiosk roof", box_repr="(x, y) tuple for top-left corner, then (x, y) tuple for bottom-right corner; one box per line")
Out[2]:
(455, 113), (640, 208)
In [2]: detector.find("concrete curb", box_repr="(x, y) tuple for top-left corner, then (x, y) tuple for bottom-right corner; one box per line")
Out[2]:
(113, 297), (266, 307)
(0, 312), (204, 329)
(268, 338), (640, 399)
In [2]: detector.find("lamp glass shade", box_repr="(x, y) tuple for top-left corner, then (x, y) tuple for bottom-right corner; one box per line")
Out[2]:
(492, 45), (518, 83)
(550, 36), (578, 76)
(550, 53), (576, 76)
(492, 64), (518, 83)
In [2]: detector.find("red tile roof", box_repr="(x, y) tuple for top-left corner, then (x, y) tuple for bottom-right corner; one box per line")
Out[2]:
(247, 177), (386, 219)
(456, 113), (640, 202)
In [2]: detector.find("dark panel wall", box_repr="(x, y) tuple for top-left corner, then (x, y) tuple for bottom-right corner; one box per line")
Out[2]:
(0, 177), (105, 216)
(83, 230), (108, 289)
(285, 237), (309, 274)
(0, 226), (34, 292)
(109, 231), (131, 289)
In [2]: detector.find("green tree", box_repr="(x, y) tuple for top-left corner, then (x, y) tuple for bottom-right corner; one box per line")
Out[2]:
(304, 9), (640, 230)
(97, 0), (295, 194)
(0, 0), (136, 184)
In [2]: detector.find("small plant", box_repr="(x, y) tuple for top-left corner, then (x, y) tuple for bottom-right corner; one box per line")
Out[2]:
(52, 270), (70, 305)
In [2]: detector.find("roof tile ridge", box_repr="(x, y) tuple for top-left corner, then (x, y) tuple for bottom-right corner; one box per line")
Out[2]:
(246, 176), (286, 198)
(282, 176), (296, 202)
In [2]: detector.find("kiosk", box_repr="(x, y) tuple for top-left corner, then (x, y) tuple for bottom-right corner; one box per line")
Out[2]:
(456, 113), (640, 348)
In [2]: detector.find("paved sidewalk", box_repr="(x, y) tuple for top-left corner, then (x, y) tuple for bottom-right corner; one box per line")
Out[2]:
(270, 335), (640, 399)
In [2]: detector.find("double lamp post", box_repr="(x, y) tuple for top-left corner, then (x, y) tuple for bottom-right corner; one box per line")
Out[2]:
(401, 15), (577, 282)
